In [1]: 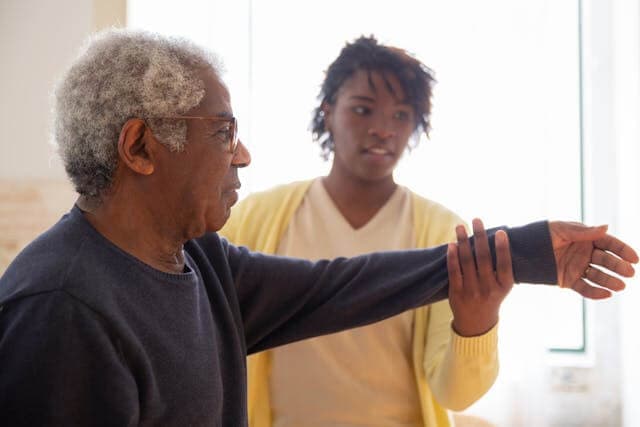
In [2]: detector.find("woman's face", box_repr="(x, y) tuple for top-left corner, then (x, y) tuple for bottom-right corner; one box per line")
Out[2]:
(324, 69), (416, 184)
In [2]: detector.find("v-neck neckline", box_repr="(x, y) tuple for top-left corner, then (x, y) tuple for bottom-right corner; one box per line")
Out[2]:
(312, 178), (403, 234)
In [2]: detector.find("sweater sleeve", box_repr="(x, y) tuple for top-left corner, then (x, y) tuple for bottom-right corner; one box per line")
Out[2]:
(0, 291), (138, 426)
(413, 209), (498, 412)
(228, 221), (556, 354)
(424, 302), (499, 410)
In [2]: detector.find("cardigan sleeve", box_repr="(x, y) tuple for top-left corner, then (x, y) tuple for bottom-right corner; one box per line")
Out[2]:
(423, 300), (499, 410)
(412, 197), (498, 410)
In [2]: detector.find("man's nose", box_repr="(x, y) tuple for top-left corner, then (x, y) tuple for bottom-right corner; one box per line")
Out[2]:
(231, 140), (251, 168)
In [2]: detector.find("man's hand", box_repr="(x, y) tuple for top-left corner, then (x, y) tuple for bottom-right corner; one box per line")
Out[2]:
(447, 219), (514, 337)
(549, 221), (639, 299)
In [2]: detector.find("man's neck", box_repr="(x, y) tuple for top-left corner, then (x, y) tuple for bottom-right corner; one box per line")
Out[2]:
(77, 195), (187, 274)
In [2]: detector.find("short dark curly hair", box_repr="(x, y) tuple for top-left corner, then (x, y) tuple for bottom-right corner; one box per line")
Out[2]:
(311, 35), (436, 160)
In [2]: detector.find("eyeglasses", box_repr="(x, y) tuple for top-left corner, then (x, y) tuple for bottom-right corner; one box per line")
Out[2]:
(152, 115), (239, 153)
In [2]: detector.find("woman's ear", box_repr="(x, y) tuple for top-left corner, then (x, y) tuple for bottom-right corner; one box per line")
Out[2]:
(117, 119), (155, 176)
(321, 101), (332, 133)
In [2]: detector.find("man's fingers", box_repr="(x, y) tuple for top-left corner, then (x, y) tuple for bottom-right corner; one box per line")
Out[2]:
(447, 243), (463, 294)
(472, 219), (494, 290)
(584, 266), (626, 292)
(495, 230), (515, 288)
(557, 222), (608, 242)
(591, 249), (636, 277)
(595, 235), (640, 264)
(569, 278), (612, 300)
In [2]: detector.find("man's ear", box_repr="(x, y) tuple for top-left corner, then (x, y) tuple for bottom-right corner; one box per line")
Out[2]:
(117, 119), (155, 176)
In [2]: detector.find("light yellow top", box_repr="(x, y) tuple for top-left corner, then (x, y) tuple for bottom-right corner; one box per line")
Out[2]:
(220, 179), (499, 427)
(271, 180), (421, 426)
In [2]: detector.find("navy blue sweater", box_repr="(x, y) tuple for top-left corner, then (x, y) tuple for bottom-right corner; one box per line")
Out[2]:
(0, 206), (555, 426)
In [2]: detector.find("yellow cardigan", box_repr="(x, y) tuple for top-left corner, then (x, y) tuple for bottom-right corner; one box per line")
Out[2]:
(220, 180), (498, 427)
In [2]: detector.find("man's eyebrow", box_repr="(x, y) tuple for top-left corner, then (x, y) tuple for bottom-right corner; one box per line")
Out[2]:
(202, 112), (234, 127)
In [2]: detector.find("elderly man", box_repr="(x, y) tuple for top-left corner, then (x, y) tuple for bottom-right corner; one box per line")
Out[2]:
(0, 30), (636, 426)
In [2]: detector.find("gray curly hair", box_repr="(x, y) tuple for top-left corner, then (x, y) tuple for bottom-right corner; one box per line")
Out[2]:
(54, 29), (222, 198)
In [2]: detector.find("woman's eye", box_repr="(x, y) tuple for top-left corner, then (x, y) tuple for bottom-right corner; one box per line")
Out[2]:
(394, 111), (410, 121)
(352, 106), (371, 115)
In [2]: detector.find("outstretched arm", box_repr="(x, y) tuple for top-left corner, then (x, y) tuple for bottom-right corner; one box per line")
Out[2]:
(445, 219), (638, 337)
(225, 221), (555, 353)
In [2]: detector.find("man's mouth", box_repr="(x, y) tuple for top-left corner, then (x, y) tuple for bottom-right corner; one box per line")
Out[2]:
(225, 184), (240, 207)
(226, 181), (241, 192)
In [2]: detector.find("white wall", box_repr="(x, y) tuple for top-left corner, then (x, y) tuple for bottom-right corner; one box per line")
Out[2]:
(0, 0), (93, 179)
(0, 0), (125, 272)
(0, 0), (125, 180)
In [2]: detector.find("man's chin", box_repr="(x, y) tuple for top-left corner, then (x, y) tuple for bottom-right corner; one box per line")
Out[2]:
(206, 193), (238, 233)
(227, 189), (239, 208)
(212, 204), (234, 232)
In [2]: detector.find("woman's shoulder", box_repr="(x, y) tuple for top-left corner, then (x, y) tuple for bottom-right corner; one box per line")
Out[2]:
(235, 180), (313, 212)
(406, 189), (466, 246)
(220, 180), (313, 244)
(408, 190), (464, 225)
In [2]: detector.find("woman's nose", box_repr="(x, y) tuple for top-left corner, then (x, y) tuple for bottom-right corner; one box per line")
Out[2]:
(367, 127), (396, 140)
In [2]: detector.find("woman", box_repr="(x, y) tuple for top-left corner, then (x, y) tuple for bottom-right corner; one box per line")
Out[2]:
(224, 36), (541, 426)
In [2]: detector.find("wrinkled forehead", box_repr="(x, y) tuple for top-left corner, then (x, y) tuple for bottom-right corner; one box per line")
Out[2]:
(190, 68), (232, 116)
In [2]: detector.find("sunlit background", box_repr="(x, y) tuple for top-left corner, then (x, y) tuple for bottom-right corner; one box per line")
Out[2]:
(2, 0), (639, 425)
